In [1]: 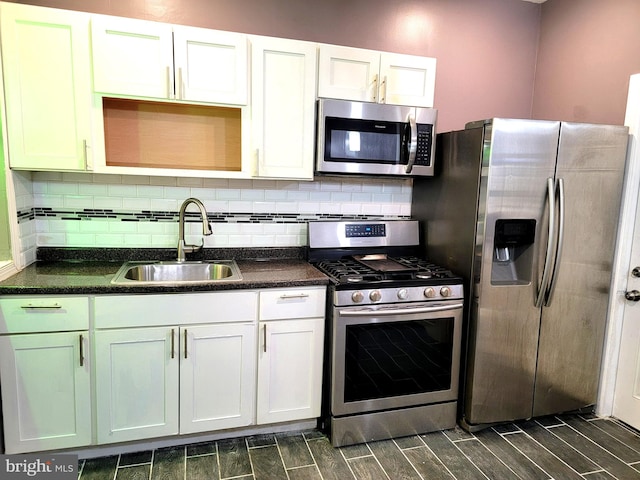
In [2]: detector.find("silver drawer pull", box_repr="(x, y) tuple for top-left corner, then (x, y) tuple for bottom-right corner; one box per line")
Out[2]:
(21, 303), (62, 309)
(279, 293), (310, 299)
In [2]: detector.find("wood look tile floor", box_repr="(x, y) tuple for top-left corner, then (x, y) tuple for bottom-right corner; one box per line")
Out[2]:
(77, 414), (640, 480)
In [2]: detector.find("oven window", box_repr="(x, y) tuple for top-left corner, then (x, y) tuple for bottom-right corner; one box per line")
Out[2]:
(344, 318), (454, 402)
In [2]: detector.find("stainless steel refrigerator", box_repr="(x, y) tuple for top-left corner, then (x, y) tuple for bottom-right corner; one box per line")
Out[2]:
(412, 118), (629, 430)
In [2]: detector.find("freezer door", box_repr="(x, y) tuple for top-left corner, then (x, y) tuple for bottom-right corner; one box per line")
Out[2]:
(464, 118), (559, 426)
(533, 122), (629, 417)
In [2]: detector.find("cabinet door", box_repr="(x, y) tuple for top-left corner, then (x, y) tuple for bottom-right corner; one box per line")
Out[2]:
(0, 3), (92, 170)
(173, 26), (248, 105)
(95, 327), (179, 444)
(180, 323), (256, 433)
(0, 332), (91, 453)
(91, 15), (174, 98)
(317, 44), (380, 103)
(380, 52), (436, 107)
(257, 318), (324, 424)
(251, 36), (317, 179)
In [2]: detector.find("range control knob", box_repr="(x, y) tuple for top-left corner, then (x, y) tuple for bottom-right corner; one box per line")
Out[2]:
(424, 287), (436, 298)
(369, 290), (382, 302)
(440, 286), (452, 297)
(397, 288), (408, 300)
(351, 291), (364, 303)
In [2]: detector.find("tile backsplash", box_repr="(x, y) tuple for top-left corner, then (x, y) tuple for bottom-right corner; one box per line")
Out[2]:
(14, 171), (413, 264)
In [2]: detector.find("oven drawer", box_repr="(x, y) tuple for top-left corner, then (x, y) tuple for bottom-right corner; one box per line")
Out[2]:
(259, 287), (326, 320)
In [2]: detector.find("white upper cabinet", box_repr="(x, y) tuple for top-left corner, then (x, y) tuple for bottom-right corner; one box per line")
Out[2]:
(173, 26), (248, 104)
(251, 36), (317, 179)
(318, 44), (436, 107)
(0, 3), (93, 171)
(91, 16), (248, 105)
(91, 16), (173, 99)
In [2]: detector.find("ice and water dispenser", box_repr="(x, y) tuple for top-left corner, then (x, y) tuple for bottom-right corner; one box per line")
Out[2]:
(491, 219), (536, 285)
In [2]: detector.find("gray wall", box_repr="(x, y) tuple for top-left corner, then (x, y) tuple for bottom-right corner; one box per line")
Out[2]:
(6, 0), (541, 132)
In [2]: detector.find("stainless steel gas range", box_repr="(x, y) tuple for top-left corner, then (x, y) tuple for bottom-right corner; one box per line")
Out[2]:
(308, 220), (464, 447)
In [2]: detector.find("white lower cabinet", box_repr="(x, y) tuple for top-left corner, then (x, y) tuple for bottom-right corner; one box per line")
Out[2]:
(94, 326), (180, 444)
(180, 323), (256, 434)
(93, 292), (258, 444)
(0, 296), (91, 454)
(256, 287), (326, 424)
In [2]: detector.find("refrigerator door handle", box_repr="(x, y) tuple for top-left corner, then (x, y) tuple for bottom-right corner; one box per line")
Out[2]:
(535, 177), (557, 308)
(544, 178), (565, 306)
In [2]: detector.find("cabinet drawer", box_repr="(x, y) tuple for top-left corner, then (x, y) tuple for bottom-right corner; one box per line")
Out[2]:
(0, 297), (89, 333)
(94, 291), (258, 328)
(259, 287), (326, 321)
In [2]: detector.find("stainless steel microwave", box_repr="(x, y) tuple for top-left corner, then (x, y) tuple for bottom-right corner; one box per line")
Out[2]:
(316, 98), (437, 177)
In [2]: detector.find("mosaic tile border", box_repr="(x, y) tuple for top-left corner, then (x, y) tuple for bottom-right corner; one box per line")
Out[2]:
(19, 207), (409, 224)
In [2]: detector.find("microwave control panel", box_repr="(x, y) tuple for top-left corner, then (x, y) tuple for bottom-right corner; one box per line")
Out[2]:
(415, 124), (433, 166)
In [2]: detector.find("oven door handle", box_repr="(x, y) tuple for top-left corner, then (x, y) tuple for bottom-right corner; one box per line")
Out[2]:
(339, 302), (463, 316)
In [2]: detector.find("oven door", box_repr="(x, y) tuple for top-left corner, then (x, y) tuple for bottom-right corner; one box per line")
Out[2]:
(331, 300), (463, 417)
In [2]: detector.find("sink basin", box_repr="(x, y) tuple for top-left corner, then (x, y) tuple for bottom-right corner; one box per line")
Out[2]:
(111, 260), (242, 285)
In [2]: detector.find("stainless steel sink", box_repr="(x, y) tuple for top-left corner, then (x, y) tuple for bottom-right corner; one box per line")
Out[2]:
(111, 260), (242, 285)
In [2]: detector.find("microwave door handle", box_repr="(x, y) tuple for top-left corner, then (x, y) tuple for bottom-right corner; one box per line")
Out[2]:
(405, 113), (417, 174)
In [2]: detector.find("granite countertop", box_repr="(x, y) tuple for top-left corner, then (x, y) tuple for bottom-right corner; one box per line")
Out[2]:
(0, 247), (330, 295)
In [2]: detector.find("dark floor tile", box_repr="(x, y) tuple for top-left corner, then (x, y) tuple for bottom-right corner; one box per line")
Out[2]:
(420, 431), (487, 480)
(368, 439), (421, 480)
(250, 445), (287, 480)
(186, 441), (216, 457)
(550, 425), (640, 480)
(287, 465), (322, 480)
(503, 431), (586, 480)
(151, 446), (185, 480)
(393, 435), (424, 450)
(535, 416), (566, 428)
(306, 436), (355, 480)
(590, 419), (640, 454)
(303, 430), (326, 440)
(120, 451), (153, 466)
(444, 425), (475, 441)
(276, 433), (314, 468)
(403, 446), (455, 480)
(347, 456), (389, 480)
(185, 455), (218, 480)
(116, 464), (150, 480)
(525, 421), (598, 473)
(492, 423), (521, 434)
(339, 442), (371, 460)
(217, 437), (252, 479)
(563, 415), (640, 463)
(454, 438), (520, 480)
(246, 433), (276, 448)
(474, 428), (549, 480)
(583, 471), (618, 479)
(80, 455), (119, 480)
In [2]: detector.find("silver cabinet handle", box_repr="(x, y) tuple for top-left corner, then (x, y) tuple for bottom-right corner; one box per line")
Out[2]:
(177, 67), (183, 100)
(79, 334), (84, 367)
(263, 324), (267, 353)
(535, 178), (556, 308)
(279, 293), (310, 299)
(20, 303), (62, 309)
(170, 328), (175, 359)
(545, 178), (565, 306)
(371, 73), (379, 102)
(380, 75), (387, 104)
(166, 66), (172, 99)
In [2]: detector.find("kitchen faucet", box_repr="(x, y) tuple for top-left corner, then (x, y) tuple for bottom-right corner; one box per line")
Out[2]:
(177, 198), (212, 262)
